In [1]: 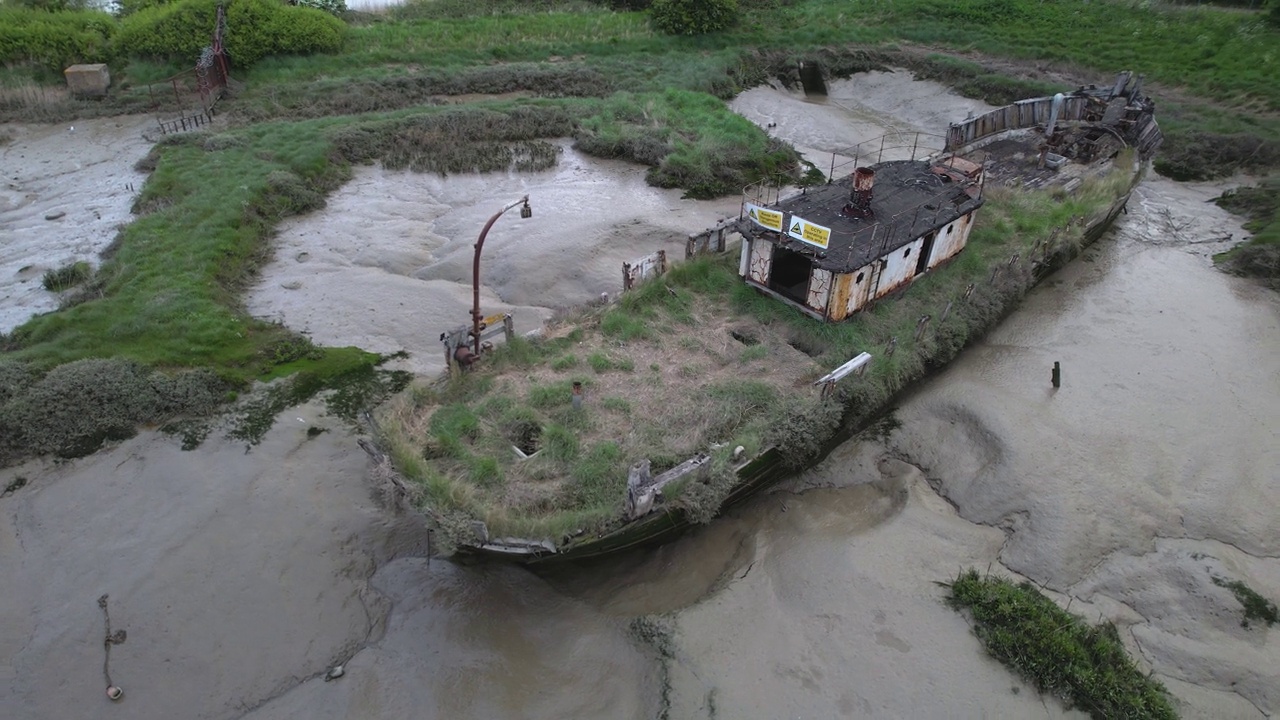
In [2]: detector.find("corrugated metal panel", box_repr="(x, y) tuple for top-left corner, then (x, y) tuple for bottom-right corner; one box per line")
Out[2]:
(748, 238), (773, 285)
(807, 268), (833, 314)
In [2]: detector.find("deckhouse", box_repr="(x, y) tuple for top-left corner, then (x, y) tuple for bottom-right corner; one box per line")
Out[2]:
(738, 155), (984, 321)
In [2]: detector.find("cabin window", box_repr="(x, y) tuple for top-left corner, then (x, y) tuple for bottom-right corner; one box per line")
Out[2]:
(904, 248), (911, 258)
(856, 272), (865, 283)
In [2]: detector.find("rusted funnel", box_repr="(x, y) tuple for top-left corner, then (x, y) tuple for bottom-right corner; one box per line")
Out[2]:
(846, 167), (876, 218)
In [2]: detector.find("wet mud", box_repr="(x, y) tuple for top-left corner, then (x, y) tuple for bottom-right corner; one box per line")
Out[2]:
(0, 115), (153, 334)
(247, 141), (741, 374)
(2, 72), (1276, 719)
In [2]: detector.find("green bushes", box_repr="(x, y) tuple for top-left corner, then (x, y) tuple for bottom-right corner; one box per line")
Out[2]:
(42, 262), (92, 292)
(650, 0), (737, 35)
(947, 569), (1178, 719)
(0, 358), (225, 459)
(0, 7), (116, 69)
(116, 0), (344, 66)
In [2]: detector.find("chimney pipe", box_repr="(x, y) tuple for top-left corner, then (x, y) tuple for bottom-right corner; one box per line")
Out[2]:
(845, 167), (875, 219)
(1045, 93), (1065, 138)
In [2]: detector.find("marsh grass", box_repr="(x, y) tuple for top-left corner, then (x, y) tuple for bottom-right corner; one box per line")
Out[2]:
(1212, 576), (1280, 628)
(946, 569), (1177, 719)
(42, 262), (92, 292)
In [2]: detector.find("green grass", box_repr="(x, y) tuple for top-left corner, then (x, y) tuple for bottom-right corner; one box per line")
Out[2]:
(4, 129), (350, 379)
(947, 569), (1177, 719)
(1212, 576), (1280, 628)
(41, 262), (92, 292)
(1213, 176), (1280, 285)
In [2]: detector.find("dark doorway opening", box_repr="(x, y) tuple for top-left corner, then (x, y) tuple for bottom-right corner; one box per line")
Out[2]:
(769, 245), (812, 304)
(915, 231), (936, 276)
(799, 61), (827, 96)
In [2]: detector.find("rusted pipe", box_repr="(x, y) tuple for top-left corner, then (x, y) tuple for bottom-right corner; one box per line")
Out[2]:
(472, 195), (531, 354)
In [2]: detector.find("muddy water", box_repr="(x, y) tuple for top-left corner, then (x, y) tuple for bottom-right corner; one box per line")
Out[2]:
(652, 176), (1280, 720)
(3, 72), (1278, 720)
(247, 141), (741, 374)
(0, 116), (153, 334)
(730, 71), (994, 172)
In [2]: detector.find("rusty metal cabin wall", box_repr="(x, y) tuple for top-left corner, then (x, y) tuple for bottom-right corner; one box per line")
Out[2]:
(807, 268), (834, 316)
(926, 210), (976, 270)
(872, 237), (925, 301)
(747, 237), (774, 285)
(846, 263), (876, 316)
(830, 273), (854, 321)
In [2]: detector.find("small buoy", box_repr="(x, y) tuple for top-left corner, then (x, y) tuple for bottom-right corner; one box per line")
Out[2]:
(106, 686), (123, 701)
(325, 664), (345, 681)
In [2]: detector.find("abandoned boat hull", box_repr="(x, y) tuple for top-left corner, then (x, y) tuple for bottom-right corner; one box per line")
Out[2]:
(455, 75), (1161, 564)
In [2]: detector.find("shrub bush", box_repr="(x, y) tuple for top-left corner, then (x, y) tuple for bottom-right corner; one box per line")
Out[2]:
(42, 261), (92, 292)
(115, 0), (344, 66)
(649, 0), (736, 35)
(0, 7), (116, 69)
(0, 358), (226, 458)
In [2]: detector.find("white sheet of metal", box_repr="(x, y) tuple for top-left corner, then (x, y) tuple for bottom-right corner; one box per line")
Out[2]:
(807, 267), (833, 313)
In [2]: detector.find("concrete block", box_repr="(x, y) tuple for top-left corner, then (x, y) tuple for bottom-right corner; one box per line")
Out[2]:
(64, 64), (111, 98)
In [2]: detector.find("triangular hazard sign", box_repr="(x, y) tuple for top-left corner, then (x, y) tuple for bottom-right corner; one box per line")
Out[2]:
(749, 208), (759, 220)
(791, 222), (801, 233)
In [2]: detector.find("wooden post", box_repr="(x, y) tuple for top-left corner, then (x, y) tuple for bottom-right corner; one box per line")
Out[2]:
(1052, 361), (1061, 389)
(623, 261), (632, 291)
(940, 300), (954, 323)
(502, 314), (514, 342)
(657, 249), (668, 276)
(914, 315), (931, 341)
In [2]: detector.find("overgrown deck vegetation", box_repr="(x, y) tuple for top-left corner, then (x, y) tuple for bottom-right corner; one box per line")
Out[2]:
(380, 160), (1135, 546)
(946, 569), (1178, 720)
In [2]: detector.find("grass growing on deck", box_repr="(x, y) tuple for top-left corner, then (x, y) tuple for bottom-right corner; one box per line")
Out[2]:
(946, 569), (1178, 720)
(379, 157), (1136, 547)
(377, 284), (826, 543)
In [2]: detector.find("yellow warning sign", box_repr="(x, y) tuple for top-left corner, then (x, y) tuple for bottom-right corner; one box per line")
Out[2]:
(787, 215), (832, 249)
(745, 203), (783, 232)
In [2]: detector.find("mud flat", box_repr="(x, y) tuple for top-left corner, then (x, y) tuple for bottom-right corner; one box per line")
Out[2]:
(0, 116), (153, 334)
(730, 70), (993, 170)
(246, 141), (740, 374)
(656, 176), (1280, 719)
(3, 71), (1274, 719)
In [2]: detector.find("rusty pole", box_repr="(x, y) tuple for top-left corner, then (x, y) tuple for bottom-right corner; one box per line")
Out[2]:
(472, 195), (531, 355)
